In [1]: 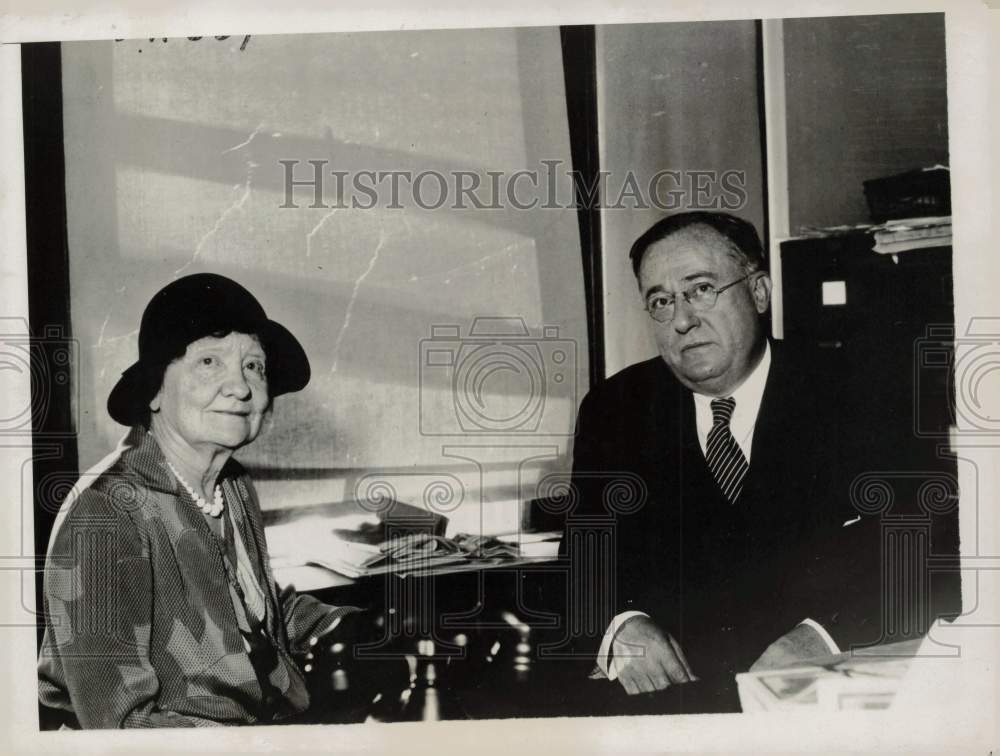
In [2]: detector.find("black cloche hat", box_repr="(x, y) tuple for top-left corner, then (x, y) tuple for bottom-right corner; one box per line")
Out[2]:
(107, 273), (311, 426)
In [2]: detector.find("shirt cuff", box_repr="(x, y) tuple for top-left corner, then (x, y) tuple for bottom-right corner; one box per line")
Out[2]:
(597, 610), (649, 680)
(798, 617), (840, 655)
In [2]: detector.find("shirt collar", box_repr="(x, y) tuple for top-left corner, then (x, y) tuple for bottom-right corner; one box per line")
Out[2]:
(692, 340), (772, 415)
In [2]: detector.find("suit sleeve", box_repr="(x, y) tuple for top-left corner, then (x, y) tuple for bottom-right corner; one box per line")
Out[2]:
(41, 491), (222, 728)
(556, 386), (656, 657)
(773, 357), (962, 653)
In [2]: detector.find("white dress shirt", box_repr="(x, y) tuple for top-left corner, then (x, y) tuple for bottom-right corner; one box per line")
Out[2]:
(691, 343), (771, 462)
(596, 343), (839, 679)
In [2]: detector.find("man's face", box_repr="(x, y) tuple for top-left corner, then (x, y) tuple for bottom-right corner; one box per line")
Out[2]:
(637, 226), (772, 396)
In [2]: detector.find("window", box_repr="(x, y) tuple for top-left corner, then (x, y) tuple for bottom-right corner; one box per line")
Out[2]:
(61, 29), (588, 532)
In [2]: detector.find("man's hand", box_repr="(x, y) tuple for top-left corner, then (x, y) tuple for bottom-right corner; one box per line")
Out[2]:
(750, 623), (835, 672)
(611, 615), (696, 695)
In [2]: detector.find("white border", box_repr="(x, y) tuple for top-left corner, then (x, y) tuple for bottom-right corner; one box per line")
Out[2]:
(1, 2), (997, 754)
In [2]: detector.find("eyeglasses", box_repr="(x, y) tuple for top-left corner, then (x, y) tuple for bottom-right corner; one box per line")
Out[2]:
(644, 274), (752, 323)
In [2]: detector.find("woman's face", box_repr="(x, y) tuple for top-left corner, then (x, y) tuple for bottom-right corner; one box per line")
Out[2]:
(150, 332), (270, 452)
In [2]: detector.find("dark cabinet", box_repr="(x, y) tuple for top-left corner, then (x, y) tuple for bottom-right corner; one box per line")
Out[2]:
(780, 232), (953, 347)
(779, 232), (954, 436)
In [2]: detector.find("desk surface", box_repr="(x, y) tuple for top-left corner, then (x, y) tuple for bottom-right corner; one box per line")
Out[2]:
(301, 633), (935, 723)
(271, 562), (356, 591)
(272, 554), (557, 593)
(265, 500), (560, 592)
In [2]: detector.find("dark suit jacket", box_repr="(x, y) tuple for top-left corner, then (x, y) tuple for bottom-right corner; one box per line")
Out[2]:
(556, 341), (959, 681)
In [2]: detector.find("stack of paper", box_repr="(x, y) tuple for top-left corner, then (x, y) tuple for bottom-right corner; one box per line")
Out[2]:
(871, 216), (951, 254)
(310, 533), (471, 578)
(736, 638), (922, 712)
(313, 531), (562, 578)
(498, 530), (562, 558)
(267, 510), (562, 579)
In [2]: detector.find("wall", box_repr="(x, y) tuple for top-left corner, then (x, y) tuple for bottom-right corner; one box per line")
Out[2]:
(784, 13), (949, 231)
(597, 14), (949, 375)
(58, 16), (951, 518)
(597, 21), (766, 377)
(61, 29), (588, 526)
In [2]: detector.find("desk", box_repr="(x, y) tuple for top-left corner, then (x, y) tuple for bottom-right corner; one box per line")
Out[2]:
(265, 499), (561, 605)
(267, 504), (954, 721)
(449, 664), (741, 719)
(299, 610), (939, 723)
(265, 505), (744, 719)
(272, 555), (558, 594)
(295, 600), (742, 724)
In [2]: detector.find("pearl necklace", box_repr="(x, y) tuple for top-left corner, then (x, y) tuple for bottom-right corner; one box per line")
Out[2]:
(166, 461), (225, 518)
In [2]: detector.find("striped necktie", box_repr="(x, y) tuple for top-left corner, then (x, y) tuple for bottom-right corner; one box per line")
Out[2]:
(706, 397), (749, 503)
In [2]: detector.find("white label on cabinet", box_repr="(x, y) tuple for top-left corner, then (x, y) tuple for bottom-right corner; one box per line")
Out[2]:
(822, 280), (847, 306)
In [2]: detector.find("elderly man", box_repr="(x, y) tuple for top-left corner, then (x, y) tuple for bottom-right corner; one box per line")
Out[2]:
(558, 211), (955, 698)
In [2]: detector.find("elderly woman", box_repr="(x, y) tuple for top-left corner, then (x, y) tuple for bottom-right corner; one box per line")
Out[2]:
(38, 273), (367, 728)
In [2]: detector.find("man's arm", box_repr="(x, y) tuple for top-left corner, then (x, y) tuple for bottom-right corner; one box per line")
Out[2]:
(563, 385), (694, 693)
(604, 615), (695, 694)
(750, 621), (840, 671)
(559, 387), (642, 658)
(595, 611), (649, 678)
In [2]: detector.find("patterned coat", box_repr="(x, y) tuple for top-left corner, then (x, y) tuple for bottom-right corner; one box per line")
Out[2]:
(38, 427), (355, 728)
